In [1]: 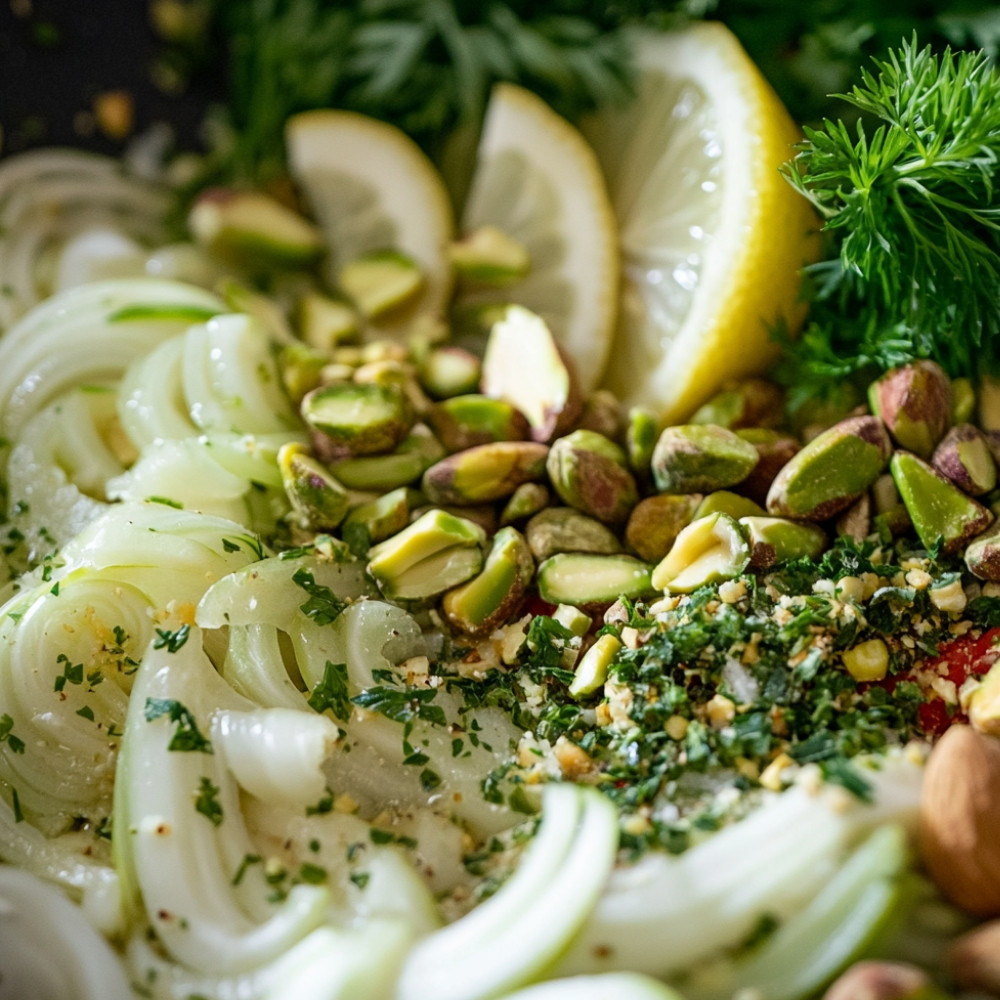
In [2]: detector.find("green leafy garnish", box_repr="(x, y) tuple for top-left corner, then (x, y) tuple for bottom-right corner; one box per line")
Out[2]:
(144, 698), (214, 753)
(781, 37), (1000, 401)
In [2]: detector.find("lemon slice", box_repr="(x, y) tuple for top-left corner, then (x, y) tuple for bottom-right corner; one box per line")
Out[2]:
(459, 83), (619, 393)
(584, 23), (819, 423)
(285, 110), (455, 333)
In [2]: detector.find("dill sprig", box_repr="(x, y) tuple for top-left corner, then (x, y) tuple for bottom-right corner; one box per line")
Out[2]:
(780, 38), (1000, 401)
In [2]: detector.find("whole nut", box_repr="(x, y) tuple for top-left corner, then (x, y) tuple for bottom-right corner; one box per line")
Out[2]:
(822, 960), (941, 1000)
(949, 918), (1000, 995)
(919, 724), (1000, 917)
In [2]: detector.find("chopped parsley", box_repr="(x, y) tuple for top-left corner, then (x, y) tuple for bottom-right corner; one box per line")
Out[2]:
(144, 698), (213, 753)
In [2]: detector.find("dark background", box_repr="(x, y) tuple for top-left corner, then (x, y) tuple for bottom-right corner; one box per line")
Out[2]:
(0, 0), (212, 157)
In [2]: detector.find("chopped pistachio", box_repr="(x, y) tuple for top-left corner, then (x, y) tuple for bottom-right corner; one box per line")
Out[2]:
(440, 527), (535, 636)
(767, 415), (893, 521)
(302, 381), (413, 459)
(869, 360), (952, 458)
(651, 512), (751, 593)
(499, 482), (551, 526)
(739, 516), (827, 570)
(367, 508), (485, 601)
(278, 443), (350, 530)
(688, 377), (784, 430)
(624, 494), (702, 564)
(536, 552), (654, 608)
(651, 424), (759, 494)
(891, 451), (994, 554)
(342, 487), (416, 546)
(188, 187), (324, 268)
(526, 506), (623, 562)
(932, 423), (997, 496)
(546, 429), (639, 524)
(296, 291), (359, 352)
(418, 346), (482, 400)
(480, 305), (581, 442)
(450, 224), (530, 285)
(426, 394), (530, 453)
(552, 604), (592, 637)
(339, 249), (424, 320)
(330, 425), (445, 491)
(422, 440), (549, 505)
(569, 634), (623, 699)
(841, 638), (889, 682)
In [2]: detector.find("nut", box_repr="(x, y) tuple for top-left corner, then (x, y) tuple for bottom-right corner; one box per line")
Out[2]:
(301, 381), (413, 459)
(738, 515), (827, 570)
(625, 493), (702, 564)
(869, 360), (952, 458)
(426, 394), (530, 453)
(568, 633), (623, 699)
(546, 429), (639, 524)
(767, 415), (892, 521)
(688, 377), (785, 430)
(890, 450), (993, 555)
(651, 511), (751, 593)
(919, 724), (1000, 917)
(651, 424), (759, 494)
(625, 406), (659, 480)
(734, 428), (801, 507)
(932, 423), (997, 496)
(449, 224), (530, 285)
(417, 346), (482, 400)
(338, 248), (424, 320)
(535, 552), (654, 609)
(499, 482), (551, 526)
(278, 442), (349, 530)
(966, 521), (1000, 582)
(525, 506), (622, 562)
(422, 440), (549, 505)
(949, 918), (1000, 995)
(330, 424), (445, 491)
(296, 291), (359, 352)
(480, 305), (582, 442)
(968, 661), (1000, 736)
(822, 960), (941, 1000)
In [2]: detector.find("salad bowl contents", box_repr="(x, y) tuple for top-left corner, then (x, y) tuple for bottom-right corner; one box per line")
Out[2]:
(2, 3), (1000, 999)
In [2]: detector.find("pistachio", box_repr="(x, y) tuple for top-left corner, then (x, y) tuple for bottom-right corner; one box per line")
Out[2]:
(338, 248), (425, 320)
(733, 428), (801, 507)
(873, 503), (913, 543)
(738, 516), (827, 570)
(949, 920), (1000, 996)
(526, 506), (623, 562)
(651, 424), (759, 494)
(979, 374), (1000, 432)
(546, 429), (639, 524)
(278, 442), (350, 530)
(536, 552), (654, 608)
(568, 634), (623, 699)
(412, 503), (498, 537)
(694, 490), (766, 521)
(188, 187), (324, 268)
(330, 425), (445, 490)
(426, 394), (530, 453)
(450, 224), (531, 285)
(578, 389), (624, 441)
(767, 415), (893, 521)
(625, 406), (659, 481)
(279, 341), (328, 404)
(689, 377), (784, 430)
(296, 291), (359, 352)
(624, 493), (702, 564)
(441, 526), (534, 636)
(951, 377), (976, 425)
(840, 637), (889, 682)
(302, 381), (413, 460)
(932, 423), (997, 496)
(422, 440), (549, 505)
(341, 486), (415, 547)
(480, 305), (582, 442)
(367, 508), (485, 601)
(552, 604), (592, 638)
(418, 346), (482, 400)
(869, 360), (952, 458)
(835, 493), (872, 543)
(890, 450), (994, 554)
(499, 482), (551, 526)
(968, 661), (1000, 736)
(965, 521), (1000, 582)
(822, 961), (944, 1000)
(920, 725), (1000, 917)
(651, 511), (751, 593)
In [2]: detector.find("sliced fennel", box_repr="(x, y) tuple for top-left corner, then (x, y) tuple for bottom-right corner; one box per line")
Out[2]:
(559, 753), (924, 979)
(0, 865), (132, 1000)
(395, 782), (619, 1000)
(114, 626), (329, 974)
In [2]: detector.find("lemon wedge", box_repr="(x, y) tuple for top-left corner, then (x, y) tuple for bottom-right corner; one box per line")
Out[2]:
(285, 109), (455, 333)
(583, 23), (819, 424)
(459, 83), (619, 393)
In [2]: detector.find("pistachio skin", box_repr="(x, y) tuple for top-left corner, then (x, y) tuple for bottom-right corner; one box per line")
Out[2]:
(965, 521), (1000, 581)
(651, 424), (759, 494)
(546, 429), (639, 524)
(734, 428), (801, 507)
(766, 415), (892, 521)
(932, 423), (997, 496)
(625, 494), (702, 564)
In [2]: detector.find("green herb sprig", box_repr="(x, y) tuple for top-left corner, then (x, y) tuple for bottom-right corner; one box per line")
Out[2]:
(780, 38), (1000, 403)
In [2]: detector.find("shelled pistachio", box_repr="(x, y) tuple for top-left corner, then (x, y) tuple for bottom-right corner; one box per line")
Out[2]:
(625, 493), (702, 564)
(546, 429), (639, 524)
(651, 511), (751, 593)
(525, 507), (622, 562)
(869, 360), (952, 458)
(302, 381), (413, 459)
(651, 424), (759, 494)
(422, 440), (550, 505)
